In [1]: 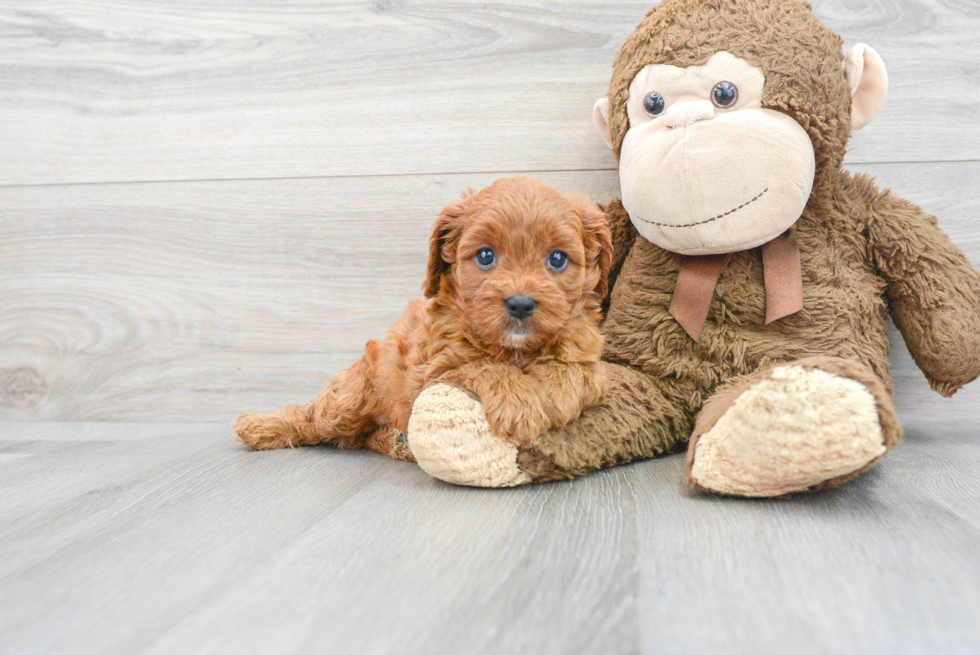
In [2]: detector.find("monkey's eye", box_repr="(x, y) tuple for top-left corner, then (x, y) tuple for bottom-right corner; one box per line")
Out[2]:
(546, 250), (568, 272)
(711, 81), (738, 108)
(643, 91), (666, 117)
(475, 247), (496, 269)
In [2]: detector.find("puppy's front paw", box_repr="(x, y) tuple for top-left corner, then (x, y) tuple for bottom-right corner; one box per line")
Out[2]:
(483, 401), (550, 447)
(233, 412), (295, 450)
(407, 384), (531, 487)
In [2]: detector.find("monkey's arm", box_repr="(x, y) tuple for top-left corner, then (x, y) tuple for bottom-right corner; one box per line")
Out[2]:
(437, 360), (606, 445)
(516, 362), (688, 482)
(865, 184), (980, 396)
(409, 362), (689, 485)
(600, 200), (638, 310)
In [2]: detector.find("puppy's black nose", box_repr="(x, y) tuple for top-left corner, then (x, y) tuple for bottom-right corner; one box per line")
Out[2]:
(505, 295), (536, 320)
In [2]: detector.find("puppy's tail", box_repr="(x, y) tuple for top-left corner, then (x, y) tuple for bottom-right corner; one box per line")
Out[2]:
(233, 405), (324, 450)
(234, 355), (378, 451)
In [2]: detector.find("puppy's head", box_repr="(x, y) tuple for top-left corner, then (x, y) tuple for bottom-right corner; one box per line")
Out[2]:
(425, 177), (612, 352)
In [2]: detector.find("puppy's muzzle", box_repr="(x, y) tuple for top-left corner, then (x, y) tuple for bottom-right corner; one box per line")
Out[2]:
(505, 295), (536, 320)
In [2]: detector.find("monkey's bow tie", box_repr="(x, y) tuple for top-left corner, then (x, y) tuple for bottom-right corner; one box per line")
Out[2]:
(668, 227), (803, 342)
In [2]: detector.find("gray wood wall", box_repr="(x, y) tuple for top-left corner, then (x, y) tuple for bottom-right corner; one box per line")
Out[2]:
(1, 0), (978, 423)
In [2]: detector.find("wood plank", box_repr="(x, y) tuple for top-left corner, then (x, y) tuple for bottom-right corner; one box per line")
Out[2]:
(2, 164), (978, 423)
(1, 0), (978, 186)
(0, 423), (401, 653)
(0, 170), (619, 422)
(635, 434), (980, 654)
(0, 422), (226, 537)
(0, 420), (978, 653)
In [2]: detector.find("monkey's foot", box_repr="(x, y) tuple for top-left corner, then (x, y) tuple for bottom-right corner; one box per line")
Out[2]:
(407, 384), (531, 487)
(686, 357), (901, 497)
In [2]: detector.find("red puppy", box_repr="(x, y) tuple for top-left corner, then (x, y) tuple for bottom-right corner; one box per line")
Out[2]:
(234, 177), (612, 460)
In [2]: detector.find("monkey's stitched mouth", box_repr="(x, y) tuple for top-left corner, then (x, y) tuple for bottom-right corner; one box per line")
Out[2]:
(635, 188), (768, 228)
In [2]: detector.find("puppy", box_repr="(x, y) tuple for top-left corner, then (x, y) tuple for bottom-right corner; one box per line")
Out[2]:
(234, 177), (613, 460)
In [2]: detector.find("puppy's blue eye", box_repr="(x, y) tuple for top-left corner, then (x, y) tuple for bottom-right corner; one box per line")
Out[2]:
(546, 250), (568, 272)
(475, 248), (496, 269)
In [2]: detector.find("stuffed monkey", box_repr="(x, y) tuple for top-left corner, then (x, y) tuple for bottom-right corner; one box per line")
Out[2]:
(406, 0), (980, 496)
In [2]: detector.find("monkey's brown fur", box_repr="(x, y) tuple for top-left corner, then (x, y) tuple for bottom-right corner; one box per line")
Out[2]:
(510, 0), (980, 487)
(234, 177), (612, 456)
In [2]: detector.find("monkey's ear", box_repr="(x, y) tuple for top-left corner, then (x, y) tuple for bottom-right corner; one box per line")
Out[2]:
(593, 98), (613, 149)
(844, 44), (888, 131)
(576, 202), (613, 302)
(424, 200), (467, 298)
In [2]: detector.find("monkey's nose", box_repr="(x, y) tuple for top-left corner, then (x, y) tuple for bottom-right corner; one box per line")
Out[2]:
(505, 295), (537, 320)
(663, 100), (715, 128)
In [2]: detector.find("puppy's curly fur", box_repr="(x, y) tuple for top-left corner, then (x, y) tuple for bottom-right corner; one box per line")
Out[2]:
(234, 177), (613, 459)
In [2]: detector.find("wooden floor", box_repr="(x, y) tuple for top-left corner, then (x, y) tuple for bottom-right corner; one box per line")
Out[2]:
(1, 420), (979, 654)
(2, 0), (980, 652)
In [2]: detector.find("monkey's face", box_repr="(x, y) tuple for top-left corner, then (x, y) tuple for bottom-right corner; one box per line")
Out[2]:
(614, 52), (815, 256)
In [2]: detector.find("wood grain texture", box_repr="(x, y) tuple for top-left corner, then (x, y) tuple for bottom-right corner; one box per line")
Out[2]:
(0, 171), (619, 421)
(0, 0), (978, 186)
(0, 420), (978, 654)
(2, 2), (978, 652)
(2, 165), (978, 423)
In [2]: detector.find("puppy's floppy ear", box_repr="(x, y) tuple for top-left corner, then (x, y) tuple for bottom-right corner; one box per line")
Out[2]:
(424, 197), (469, 298)
(575, 201), (613, 302)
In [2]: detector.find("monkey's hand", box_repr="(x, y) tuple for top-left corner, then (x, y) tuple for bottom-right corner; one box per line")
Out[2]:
(407, 362), (682, 487)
